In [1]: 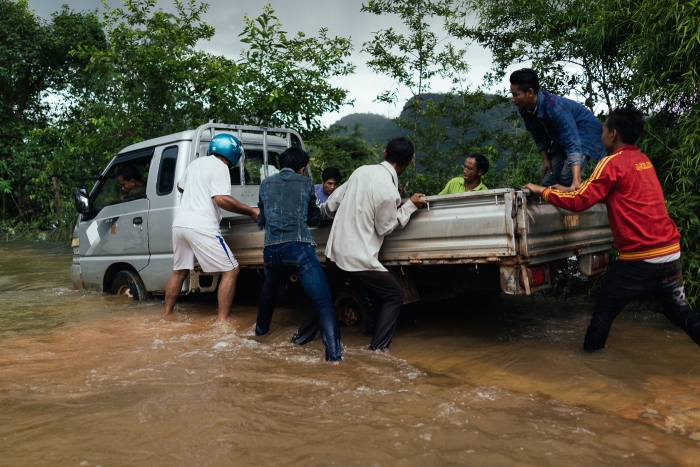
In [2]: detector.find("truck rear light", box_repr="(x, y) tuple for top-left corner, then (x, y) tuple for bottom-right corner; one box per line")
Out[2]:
(519, 265), (550, 289)
(578, 251), (610, 275)
(591, 252), (609, 270)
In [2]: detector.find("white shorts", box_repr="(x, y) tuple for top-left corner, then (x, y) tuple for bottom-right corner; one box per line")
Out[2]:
(172, 227), (239, 272)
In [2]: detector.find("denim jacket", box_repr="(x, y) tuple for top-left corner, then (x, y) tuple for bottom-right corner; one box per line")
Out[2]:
(519, 91), (606, 166)
(257, 168), (321, 247)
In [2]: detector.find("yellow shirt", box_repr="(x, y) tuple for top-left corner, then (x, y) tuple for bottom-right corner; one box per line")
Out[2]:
(438, 177), (488, 195)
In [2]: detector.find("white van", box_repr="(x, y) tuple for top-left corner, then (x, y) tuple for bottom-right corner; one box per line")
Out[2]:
(71, 122), (303, 299)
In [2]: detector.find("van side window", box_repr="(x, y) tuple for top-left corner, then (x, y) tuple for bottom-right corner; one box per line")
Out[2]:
(157, 146), (178, 195)
(92, 155), (152, 212)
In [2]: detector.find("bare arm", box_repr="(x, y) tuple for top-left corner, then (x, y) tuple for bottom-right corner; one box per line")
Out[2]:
(540, 150), (552, 181)
(213, 195), (259, 222)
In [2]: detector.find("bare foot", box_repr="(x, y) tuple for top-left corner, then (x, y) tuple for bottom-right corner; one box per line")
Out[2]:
(216, 315), (233, 324)
(328, 360), (342, 365)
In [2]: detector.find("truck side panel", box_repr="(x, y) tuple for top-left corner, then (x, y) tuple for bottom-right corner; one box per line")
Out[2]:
(521, 197), (613, 265)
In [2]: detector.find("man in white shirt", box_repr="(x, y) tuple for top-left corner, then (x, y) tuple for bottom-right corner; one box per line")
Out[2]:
(162, 134), (259, 322)
(292, 137), (428, 350)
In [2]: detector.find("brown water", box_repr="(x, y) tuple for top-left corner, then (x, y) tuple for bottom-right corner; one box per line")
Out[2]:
(1, 243), (699, 467)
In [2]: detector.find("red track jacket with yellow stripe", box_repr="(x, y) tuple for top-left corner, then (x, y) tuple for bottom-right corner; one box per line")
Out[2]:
(542, 145), (680, 261)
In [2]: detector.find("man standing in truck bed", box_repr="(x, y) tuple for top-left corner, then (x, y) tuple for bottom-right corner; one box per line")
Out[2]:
(292, 137), (428, 351)
(438, 153), (489, 195)
(162, 134), (259, 322)
(524, 104), (700, 351)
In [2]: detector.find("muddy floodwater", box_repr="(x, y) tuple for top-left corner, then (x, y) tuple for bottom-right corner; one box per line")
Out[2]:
(1, 243), (700, 466)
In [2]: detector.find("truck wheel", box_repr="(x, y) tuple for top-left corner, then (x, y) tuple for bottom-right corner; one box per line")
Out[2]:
(111, 270), (149, 300)
(334, 280), (378, 336)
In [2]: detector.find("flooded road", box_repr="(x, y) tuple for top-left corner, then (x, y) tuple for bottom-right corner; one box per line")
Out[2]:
(1, 242), (699, 466)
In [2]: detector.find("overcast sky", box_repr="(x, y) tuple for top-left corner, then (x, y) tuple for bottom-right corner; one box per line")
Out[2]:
(27, 0), (505, 127)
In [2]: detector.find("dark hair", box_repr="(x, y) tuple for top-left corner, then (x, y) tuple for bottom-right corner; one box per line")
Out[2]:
(280, 146), (310, 172)
(322, 167), (342, 183)
(510, 68), (540, 94)
(116, 164), (143, 182)
(467, 153), (489, 175)
(606, 104), (645, 145)
(385, 137), (414, 166)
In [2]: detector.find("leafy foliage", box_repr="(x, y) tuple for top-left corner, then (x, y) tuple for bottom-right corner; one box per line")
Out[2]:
(0, 0), (353, 237)
(232, 5), (355, 136)
(0, 0), (105, 228)
(361, 0), (503, 195)
(460, 0), (700, 304)
(308, 124), (381, 185)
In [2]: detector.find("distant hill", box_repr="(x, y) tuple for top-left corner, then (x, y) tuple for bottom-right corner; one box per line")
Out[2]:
(331, 93), (516, 146)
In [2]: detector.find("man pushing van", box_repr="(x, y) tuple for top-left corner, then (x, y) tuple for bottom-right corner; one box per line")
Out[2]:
(162, 134), (259, 321)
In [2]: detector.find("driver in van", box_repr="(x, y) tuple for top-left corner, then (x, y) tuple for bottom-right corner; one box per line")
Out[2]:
(162, 134), (259, 322)
(117, 164), (147, 199)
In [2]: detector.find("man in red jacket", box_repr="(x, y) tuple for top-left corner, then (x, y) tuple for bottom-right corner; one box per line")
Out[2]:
(524, 104), (700, 351)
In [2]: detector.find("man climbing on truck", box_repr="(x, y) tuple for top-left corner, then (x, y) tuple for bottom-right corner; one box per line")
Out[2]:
(524, 104), (700, 351)
(162, 134), (259, 322)
(511, 68), (606, 191)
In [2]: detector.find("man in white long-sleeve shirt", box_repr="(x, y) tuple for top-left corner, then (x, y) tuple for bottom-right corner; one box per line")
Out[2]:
(292, 137), (428, 350)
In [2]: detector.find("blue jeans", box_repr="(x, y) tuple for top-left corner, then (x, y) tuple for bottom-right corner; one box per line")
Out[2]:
(543, 144), (589, 187)
(256, 242), (342, 362)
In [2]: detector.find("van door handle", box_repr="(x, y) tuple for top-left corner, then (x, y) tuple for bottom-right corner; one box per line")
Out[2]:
(133, 217), (143, 225)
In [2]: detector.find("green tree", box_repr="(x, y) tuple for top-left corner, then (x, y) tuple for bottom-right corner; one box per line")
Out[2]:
(361, 0), (499, 194)
(462, 0), (700, 303)
(453, 0), (626, 113)
(0, 0), (105, 224)
(230, 5), (355, 138)
(308, 124), (380, 184)
(2, 0), (355, 236)
(603, 0), (700, 303)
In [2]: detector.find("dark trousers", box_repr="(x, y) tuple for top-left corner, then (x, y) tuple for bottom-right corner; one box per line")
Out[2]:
(293, 261), (404, 350)
(584, 258), (700, 350)
(256, 242), (342, 362)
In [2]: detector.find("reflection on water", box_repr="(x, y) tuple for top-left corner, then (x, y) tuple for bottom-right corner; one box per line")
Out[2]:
(0, 242), (699, 466)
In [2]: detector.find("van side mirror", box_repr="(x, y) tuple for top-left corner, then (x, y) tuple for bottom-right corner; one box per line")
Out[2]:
(74, 188), (89, 214)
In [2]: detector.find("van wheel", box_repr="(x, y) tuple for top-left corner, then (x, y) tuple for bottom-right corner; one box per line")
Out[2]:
(334, 280), (378, 336)
(111, 270), (149, 300)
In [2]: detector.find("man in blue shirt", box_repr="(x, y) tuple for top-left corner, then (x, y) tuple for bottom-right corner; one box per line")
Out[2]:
(314, 167), (342, 203)
(510, 68), (606, 190)
(255, 147), (342, 363)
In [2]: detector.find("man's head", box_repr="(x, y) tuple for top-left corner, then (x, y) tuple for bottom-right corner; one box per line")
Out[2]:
(463, 153), (489, 184)
(603, 104), (645, 153)
(321, 167), (342, 196)
(280, 147), (310, 174)
(116, 164), (144, 193)
(384, 137), (415, 175)
(509, 68), (540, 110)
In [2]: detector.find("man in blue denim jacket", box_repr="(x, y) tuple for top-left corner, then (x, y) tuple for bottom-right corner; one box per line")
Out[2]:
(255, 146), (342, 363)
(510, 68), (606, 190)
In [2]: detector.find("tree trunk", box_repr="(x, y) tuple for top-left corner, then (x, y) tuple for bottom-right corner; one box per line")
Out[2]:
(52, 177), (61, 228)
